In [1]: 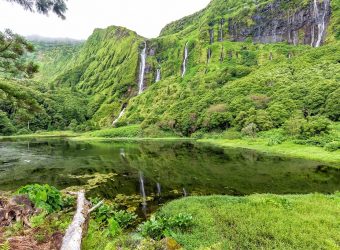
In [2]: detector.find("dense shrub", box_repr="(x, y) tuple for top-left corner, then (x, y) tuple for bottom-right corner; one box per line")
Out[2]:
(16, 128), (31, 135)
(88, 125), (142, 138)
(301, 116), (331, 137)
(91, 201), (137, 229)
(0, 111), (16, 135)
(324, 141), (340, 152)
(17, 184), (62, 213)
(283, 113), (305, 136)
(241, 123), (258, 137)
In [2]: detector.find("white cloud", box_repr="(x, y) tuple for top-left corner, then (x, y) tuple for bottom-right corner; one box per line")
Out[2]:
(0, 0), (210, 39)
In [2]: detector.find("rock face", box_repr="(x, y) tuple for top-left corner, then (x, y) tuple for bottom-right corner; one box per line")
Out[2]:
(228, 0), (331, 47)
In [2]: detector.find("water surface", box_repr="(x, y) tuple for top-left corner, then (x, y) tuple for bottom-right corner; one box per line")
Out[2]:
(0, 138), (339, 215)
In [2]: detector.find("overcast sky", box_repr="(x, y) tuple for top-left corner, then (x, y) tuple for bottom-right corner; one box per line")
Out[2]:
(0, 0), (210, 39)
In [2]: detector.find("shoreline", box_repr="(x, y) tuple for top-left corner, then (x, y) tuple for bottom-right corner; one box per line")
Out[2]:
(1, 132), (339, 167)
(199, 138), (340, 167)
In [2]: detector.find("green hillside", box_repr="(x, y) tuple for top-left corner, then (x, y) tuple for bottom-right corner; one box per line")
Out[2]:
(1, 0), (339, 138)
(29, 40), (82, 83)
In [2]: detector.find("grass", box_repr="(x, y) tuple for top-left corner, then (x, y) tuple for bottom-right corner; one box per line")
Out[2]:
(199, 138), (340, 167)
(79, 125), (183, 141)
(85, 125), (143, 138)
(0, 130), (80, 139)
(159, 194), (340, 250)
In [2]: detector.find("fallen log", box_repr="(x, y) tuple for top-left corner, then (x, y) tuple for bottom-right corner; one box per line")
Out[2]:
(61, 190), (103, 250)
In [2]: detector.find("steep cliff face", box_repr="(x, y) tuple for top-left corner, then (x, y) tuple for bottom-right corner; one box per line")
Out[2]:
(161, 0), (336, 47)
(30, 0), (339, 133)
(228, 0), (331, 47)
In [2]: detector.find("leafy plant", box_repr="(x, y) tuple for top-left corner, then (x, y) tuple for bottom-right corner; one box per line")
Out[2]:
(92, 203), (116, 224)
(113, 210), (137, 229)
(17, 184), (62, 213)
(103, 218), (121, 238)
(30, 212), (47, 228)
(138, 216), (165, 240)
(0, 241), (10, 250)
(91, 201), (137, 229)
(138, 213), (193, 240)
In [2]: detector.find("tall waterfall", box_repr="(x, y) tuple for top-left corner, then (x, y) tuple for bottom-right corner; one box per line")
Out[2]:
(219, 19), (224, 42)
(311, 0), (329, 47)
(138, 41), (147, 94)
(181, 42), (189, 78)
(112, 108), (126, 126)
(155, 68), (161, 82)
(315, 0), (329, 47)
(209, 29), (214, 44)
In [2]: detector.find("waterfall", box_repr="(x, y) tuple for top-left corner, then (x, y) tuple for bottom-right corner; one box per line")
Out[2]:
(219, 19), (224, 42)
(209, 29), (214, 44)
(315, 0), (329, 47)
(181, 42), (189, 78)
(311, 25), (315, 47)
(139, 172), (147, 209)
(293, 30), (298, 46)
(112, 108), (126, 126)
(138, 41), (147, 94)
(155, 68), (161, 83)
(272, 21), (278, 42)
(207, 48), (212, 63)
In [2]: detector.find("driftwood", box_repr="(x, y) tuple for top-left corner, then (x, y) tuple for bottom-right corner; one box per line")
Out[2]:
(61, 191), (103, 250)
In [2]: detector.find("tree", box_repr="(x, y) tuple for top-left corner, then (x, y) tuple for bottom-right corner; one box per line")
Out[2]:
(0, 29), (38, 78)
(5, 0), (67, 19)
(0, 111), (16, 135)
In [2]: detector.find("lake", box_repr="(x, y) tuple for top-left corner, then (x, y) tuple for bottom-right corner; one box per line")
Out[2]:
(0, 138), (339, 216)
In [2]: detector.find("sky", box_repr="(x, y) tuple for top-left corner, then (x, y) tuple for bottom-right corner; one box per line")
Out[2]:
(0, 0), (210, 40)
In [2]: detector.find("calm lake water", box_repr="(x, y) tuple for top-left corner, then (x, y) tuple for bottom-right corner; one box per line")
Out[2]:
(0, 138), (339, 216)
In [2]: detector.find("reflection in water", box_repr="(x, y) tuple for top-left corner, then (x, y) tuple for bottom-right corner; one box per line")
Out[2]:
(139, 171), (147, 216)
(183, 188), (188, 197)
(156, 183), (161, 196)
(0, 138), (339, 215)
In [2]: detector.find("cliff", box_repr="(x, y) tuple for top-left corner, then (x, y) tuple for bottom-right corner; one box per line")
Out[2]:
(24, 0), (339, 134)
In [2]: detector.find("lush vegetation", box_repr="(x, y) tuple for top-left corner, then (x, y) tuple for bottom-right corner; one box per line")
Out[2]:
(0, 29), (37, 78)
(197, 123), (340, 165)
(1, 0), (339, 249)
(1, 185), (340, 249)
(17, 184), (63, 213)
(0, 78), (90, 135)
(157, 194), (340, 249)
(1, 0), (339, 150)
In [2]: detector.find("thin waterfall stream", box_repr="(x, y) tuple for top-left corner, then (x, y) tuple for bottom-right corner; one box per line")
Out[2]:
(112, 108), (126, 126)
(181, 42), (189, 78)
(155, 68), (161, 83)
(138, 41), (147, 94)
(312, 0), (329, 47)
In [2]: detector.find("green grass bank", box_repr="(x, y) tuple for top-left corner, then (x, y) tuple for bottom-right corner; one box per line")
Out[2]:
(199, 138), (340, 167)
(158, 194), (340, 250)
